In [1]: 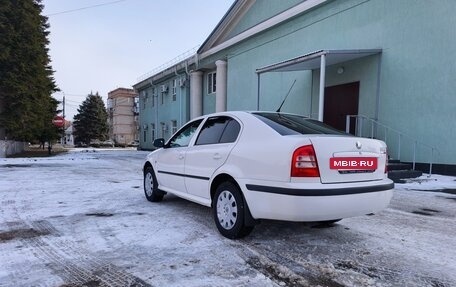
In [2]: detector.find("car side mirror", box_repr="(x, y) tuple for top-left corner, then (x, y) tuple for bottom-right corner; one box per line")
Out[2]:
(153, 138), (165, 148)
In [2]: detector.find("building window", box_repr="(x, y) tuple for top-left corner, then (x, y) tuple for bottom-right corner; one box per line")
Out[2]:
(207, 72), (216, 94)
(142, 91), (149, 110)
(140, 91), (147, 109)
(172, 79), (177, 101)
(143, 130), (147, 142)
(160, 122), (166, 138)
(171, 120), (177, 134)
(107, 98), (113, 109)
(134, 97), (139, 113)
(151, 123), (155, 141)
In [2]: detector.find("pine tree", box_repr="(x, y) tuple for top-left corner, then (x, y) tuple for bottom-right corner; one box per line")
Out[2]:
(73, 92), (108, 145)
(0, 0), (59, 141)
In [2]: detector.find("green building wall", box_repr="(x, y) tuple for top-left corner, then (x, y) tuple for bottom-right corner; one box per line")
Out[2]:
(226, 0), (304, 39)
(137, 74), (190, 150)
(198, 0), (456, 167)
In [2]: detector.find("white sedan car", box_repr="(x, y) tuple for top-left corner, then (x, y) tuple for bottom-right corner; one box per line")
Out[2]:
(143, 111), (394, 239)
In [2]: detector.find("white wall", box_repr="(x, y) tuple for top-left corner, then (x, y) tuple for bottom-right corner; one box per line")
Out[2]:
(0, 141), (25, 158)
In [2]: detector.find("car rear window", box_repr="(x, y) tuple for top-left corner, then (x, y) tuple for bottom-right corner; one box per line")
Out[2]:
(252, 113), (346, 136)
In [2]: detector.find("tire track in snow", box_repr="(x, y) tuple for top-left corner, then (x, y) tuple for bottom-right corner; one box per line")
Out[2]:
(235, 237), (454, 287)
(6, 182), (153, 287)
(236, 243), (344, 287)
(5, 219), (152, 287)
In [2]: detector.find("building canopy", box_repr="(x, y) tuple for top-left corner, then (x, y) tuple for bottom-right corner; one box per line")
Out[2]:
(255, 49), (382, 120)
(256, 49), (382, 74)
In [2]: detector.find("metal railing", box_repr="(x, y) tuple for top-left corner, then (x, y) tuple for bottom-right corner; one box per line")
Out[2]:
(346, 115), (437, 176)
(136, 45), (199, 83)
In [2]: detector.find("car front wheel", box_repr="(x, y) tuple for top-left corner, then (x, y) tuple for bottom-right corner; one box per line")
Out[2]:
(213, 182), (253, 239)
(144, 166), (163, 202)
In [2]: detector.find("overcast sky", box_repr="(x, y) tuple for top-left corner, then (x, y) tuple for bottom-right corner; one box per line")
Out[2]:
(42, 0), (234, 120)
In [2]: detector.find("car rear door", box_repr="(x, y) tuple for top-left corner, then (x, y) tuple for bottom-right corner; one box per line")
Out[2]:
(184, 116), (241, 199)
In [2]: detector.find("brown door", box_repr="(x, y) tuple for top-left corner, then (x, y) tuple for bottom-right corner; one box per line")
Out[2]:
(324, 82), (359, 133)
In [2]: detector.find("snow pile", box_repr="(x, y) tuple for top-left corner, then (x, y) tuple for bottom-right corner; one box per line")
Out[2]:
(395, 174), (456, 191)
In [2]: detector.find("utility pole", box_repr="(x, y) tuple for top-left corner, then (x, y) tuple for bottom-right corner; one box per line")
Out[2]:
(62, 94), (66, 145)
(63, 94), (65, 119)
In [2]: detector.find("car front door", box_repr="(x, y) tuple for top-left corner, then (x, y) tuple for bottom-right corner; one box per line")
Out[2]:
(154, 119), (202, 193)
(184, 116), (241, 199)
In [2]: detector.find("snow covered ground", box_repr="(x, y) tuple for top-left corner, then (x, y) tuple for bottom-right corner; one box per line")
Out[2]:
(0, 149), (455, 287)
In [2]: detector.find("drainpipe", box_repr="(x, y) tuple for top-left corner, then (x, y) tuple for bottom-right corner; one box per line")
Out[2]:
(174, 67), (183, 127)
(148, 80), (158, 141)
(194, 53), (199, 70)
(184, 60), (189, 76)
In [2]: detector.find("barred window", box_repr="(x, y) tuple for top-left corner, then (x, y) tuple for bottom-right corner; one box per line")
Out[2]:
(207, 72), (216, 94)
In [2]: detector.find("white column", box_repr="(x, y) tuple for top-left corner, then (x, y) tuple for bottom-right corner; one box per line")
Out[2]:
(318, 54), (326, 122)
(190, 71), (203, 119)
(215, 60), (227, 112)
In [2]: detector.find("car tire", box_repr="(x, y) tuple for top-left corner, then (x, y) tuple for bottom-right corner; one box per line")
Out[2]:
(144, 166), (164, 202)
(213, 182), (253, 239)
(312, 219), (342, 228)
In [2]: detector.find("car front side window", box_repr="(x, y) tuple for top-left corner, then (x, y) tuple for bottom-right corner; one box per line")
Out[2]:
(167, 119), (203, 148)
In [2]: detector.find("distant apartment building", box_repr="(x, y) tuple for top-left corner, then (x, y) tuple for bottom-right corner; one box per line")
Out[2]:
(107, 88), (139, 146)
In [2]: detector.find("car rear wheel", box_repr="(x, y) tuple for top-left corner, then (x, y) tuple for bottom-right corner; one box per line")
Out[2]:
(144, 166), (163, 202)
(312, 219), (342, 228)
(213, 182), (253, 239)
(321, 219), (341, 225)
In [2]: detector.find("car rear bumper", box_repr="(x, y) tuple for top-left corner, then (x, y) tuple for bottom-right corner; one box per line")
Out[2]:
(239, 178), (394, 222)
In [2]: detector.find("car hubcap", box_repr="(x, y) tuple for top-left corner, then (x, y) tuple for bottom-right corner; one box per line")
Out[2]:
(217, 190), (237, 230)
(145, 172), (154, 196)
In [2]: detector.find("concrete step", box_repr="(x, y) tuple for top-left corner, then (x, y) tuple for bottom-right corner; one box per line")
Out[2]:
(388, 169), (423, 183)
(387, 162), (412, 171)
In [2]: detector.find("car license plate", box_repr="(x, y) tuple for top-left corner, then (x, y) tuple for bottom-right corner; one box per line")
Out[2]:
(330, 157), (378, 170)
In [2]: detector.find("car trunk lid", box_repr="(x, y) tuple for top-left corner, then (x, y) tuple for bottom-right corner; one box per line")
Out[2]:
(309, 136), (387, 184)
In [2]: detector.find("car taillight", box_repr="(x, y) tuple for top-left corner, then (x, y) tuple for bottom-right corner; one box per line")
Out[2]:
(291, 145), (320, 177)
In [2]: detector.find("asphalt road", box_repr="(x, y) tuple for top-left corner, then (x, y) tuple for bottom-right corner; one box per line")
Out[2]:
(0, 149), (455, 287)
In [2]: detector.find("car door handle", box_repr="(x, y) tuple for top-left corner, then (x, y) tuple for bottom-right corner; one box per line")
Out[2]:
(213, 153), (222, 160)
(178, 154), (185, 160)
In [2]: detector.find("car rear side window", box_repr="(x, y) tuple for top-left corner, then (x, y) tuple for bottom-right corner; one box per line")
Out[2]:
(252, 113), (345, 136)
(219, 119), (240, 143)
(196, 116), (240, 145)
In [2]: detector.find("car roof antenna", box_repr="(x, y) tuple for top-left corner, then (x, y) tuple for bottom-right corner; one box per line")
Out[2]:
(276, 79), (297, 113)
